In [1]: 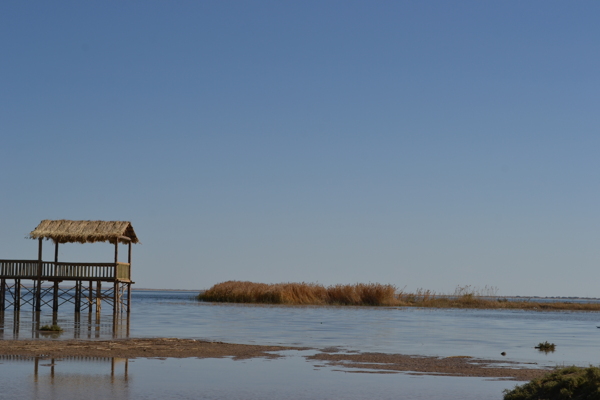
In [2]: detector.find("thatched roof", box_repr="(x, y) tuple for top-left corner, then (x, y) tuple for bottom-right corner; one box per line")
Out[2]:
(29, 220), (140, 244)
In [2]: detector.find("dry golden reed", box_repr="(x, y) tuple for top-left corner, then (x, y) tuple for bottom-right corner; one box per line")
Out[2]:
(199, 282), (600, 311)
(198, 281), (397, 306)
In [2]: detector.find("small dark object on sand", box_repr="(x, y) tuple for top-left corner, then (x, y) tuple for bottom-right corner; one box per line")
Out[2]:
(501, 352), (506, 356)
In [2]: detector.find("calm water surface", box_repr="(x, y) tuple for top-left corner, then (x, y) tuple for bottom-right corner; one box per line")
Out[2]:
(134, 291), (600, 366)
(0, 354), (519, 400)
(1, 290), (600, 399)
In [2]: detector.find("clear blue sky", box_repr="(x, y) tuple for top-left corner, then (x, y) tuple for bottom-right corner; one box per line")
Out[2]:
(1, 1), (599, 296)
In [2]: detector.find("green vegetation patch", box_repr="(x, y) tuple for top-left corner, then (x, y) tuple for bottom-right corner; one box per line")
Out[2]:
(535, 341), (556, 352)
(39, 324), (63, 332)
(504, 366), (600, 400)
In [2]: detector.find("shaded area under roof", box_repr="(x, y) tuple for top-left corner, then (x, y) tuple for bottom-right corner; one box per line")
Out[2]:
(29, 220), (140, 244)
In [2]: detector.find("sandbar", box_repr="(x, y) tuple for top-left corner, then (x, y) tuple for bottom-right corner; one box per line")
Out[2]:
(0, 338), (551, 380)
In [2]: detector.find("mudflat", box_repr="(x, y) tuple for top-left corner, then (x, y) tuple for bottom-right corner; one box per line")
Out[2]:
(0, 338), (551, 380)
(0, 338), (299, 360)
(308, 351), (549, 380)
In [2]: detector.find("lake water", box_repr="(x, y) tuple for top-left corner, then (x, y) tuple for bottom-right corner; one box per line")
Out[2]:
(2, 290), (600, 399)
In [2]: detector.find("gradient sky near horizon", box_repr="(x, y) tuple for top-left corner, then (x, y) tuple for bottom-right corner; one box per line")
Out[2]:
(2, 1), (599, 296)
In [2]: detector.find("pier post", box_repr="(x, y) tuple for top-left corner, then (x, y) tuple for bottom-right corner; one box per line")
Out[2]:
(113, 282), (119, 314)
(87, 310), (92, 338)
(13, 310), (19, 338)
(74, 281), (81, 313)
(14, 279), (21, 311)
(74, 311), (80, 339)
(33, 311), (40, 339)
(35, 238), (42, 312)
(0, 278), (5, 311)
(52, 281), (59, 313)
(88, 281), (93, 313)
(127, 283), (131, 313)
(96, 281), (102, 313)
(112, 312), (117, 338)
(95, 311), (101, 338)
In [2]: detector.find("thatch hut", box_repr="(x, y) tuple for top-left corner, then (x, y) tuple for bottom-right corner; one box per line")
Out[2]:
(29, 219), (139, 262)
(30, 219), (139, 243)
(0, 220), (140, 314)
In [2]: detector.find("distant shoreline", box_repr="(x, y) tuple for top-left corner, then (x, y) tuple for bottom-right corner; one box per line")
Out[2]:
(12, 286), (600, 300)
(197, 281), (600, 311)
(131, 288), (201, 292)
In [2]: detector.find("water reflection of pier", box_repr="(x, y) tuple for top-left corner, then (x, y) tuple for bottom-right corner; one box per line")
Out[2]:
(0, 355), (129, 379)
(0, 310), (130, 340)
(0, 355), (130, 399)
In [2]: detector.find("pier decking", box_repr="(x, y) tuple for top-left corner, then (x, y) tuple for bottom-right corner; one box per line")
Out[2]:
(0, 260), (131, 281)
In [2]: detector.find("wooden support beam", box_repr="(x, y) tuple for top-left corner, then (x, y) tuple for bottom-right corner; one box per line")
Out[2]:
(114, 241), (119, 263)
(128, 242), (132, 264)
(96, 281), (102, 313)
(14, 279), (20, 311)
(113, 282), (118, 314)
(54, 242), (59, 263)
(36, 239), (42, 312)
(74, 281), (81, 313)
(88, 281), (93, 314)
(52, 281), (59, 313)
(127, 283), (131, 313)
(13, 311), (20, 337)
(74, 312), (80, 339)
(0, 278), (5, 312)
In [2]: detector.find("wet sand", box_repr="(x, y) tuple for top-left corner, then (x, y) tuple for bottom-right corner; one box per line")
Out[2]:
(0, 338), (300, 360)
(308, 351), (549, 380)
(0, 338), (551, 380)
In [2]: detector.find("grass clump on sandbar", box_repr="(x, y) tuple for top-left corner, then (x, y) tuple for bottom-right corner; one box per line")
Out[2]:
(39, 324), (63, 332)
(503, 366), (600, 400)
(535, 341), (556, 352)
(199, 281), (600, 311)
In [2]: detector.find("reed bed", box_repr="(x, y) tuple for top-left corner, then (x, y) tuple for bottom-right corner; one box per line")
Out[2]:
(198, 281), (397, 306)
(198, 281), (600, 311)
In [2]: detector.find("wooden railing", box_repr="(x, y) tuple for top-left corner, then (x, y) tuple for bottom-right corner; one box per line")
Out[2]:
(0, 260), (38, 278)
(0, 260), (131, 281)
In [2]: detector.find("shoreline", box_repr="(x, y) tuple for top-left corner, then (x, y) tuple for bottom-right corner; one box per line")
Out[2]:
(0, 338), (551, 381)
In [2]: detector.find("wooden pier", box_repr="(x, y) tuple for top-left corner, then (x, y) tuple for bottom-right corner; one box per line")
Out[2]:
(0, 220), (139, 314)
